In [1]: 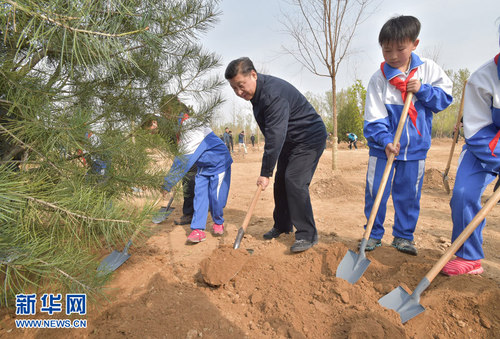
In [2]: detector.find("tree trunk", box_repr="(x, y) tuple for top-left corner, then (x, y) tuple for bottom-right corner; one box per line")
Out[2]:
(331, 77), (338, 170)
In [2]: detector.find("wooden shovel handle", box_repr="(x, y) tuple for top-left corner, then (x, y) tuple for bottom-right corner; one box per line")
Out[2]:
(443, 81), (467, 176)
(426, 187), (500, 282)
(363, 92), (414, 240)
(241, 185), (263, 233)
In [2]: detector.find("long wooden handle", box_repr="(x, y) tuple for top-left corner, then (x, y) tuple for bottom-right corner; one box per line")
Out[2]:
(426, 187), (500, 282)
(363, 93), (414, 240)
(444, 81), (467, 176)
(241, 185), (263, 232)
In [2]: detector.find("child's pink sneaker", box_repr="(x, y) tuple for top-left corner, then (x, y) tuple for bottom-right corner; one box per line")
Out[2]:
(187, 230), (206, 243)
(441, 257), (483, 276)
(212, 223), (224, 236)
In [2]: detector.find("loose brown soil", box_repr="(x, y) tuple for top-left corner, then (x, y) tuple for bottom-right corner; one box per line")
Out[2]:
(2, 139), (499, 339)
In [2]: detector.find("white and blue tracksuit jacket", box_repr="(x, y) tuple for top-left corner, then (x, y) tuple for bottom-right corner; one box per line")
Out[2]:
(450, 54), (500, 260)
(363, 53), (453, 240)
(162, 117), (233, 230)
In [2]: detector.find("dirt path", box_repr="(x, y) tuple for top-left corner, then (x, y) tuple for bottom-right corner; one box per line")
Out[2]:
(3, 139), (499, 338)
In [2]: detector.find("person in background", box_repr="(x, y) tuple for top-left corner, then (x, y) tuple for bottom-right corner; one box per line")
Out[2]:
(346, 132), (358, 150)
(362, 15), (452, 255)
(442, 27), (500, 276)
(250, 133), (256, 147)
(225, 57), (327, 252)
(223, 127), (232, 152)
(238, 131), (248, 153)
(228, 130), (234, 153)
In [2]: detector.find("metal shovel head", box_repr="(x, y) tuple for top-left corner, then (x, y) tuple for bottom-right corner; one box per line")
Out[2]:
(378, 286), (425, 323)
(233, 228), (245, 249)
(335, 249), (371, 284)
(442, 174), (451, 195)
(151, 206), (173, 224)
(97, 242), (132, 275)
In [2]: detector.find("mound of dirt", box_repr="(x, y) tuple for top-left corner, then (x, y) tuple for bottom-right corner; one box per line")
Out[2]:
(310, 176), (362, 199)
(90, 273), (248, 339)
(202, 242), (499, 338)
(423, 167), (454, 190)
(200, 245), (250, 286)
(6, 239), (499, 339)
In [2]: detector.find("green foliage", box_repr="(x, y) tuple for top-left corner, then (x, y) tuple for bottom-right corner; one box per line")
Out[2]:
(0, 0), (222, 305)
(306, 80), (366, 142)
(432, 68), (470, 137)
(338, 80), (365, 142)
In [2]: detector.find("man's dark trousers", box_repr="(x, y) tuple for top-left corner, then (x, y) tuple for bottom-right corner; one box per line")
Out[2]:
(182, 165), (197, 216)
(272, 140), (324, 242)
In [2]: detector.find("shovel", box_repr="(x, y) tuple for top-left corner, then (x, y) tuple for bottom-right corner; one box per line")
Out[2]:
(442, 81), (466, 194)
(336, 92), (414, 284)
(233, 185), (263, 249)
(97, 194), (175, 274)
(152, 192), (176, 224)
(379, 186), (500, 323)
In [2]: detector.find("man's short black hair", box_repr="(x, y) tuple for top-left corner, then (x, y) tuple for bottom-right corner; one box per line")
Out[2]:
(225, 57), (256, 80)
(378, 15), (420, 46)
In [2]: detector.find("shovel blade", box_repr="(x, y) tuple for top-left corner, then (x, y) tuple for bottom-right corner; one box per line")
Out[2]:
(152, 207), (174, 224)
(442, 174), (451, 194)
(335, 249), (371, 284)
(97, 250), (131, 275)
(233, 228), (245, 249)
(378, 286), (425, 323)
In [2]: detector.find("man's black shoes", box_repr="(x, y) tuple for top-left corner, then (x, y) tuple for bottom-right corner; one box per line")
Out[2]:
(174, 214), (193, 225)
(290, 235), (319, 253)
(263, 228), (290, 240)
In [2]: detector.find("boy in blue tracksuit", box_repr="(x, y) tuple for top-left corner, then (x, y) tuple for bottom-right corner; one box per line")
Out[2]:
(147, 112), (232, 243)
(362, 15), (452, 255)
(441, 35), (500, 276)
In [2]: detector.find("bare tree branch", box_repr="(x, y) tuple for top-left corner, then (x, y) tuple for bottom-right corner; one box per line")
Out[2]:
(280, 0), (375, 170)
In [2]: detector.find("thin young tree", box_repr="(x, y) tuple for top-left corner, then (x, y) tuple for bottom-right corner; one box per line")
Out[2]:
(281, 0), (374, 169)
(0, 0), (222, 304)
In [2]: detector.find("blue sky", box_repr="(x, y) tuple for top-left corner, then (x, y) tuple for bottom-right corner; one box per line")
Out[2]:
(202, 0), (500, 123)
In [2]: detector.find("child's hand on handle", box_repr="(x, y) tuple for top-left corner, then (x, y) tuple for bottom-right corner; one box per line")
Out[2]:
(257, 176), (269, 190)
(406, 79), (421, 94)
(385, 142), (400, 159)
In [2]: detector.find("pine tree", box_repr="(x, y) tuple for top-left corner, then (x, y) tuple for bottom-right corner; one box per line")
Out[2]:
(0, 0), (222, 305)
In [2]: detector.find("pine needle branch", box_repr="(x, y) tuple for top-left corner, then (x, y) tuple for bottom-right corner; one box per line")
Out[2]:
(5, 0), (150, 38)
(25, 195), (132, 224)
(0, 123), (64, 176)
(36, 259), (94, 293)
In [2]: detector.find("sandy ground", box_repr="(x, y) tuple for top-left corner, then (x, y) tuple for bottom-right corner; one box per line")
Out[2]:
(3, 138), (499, 338)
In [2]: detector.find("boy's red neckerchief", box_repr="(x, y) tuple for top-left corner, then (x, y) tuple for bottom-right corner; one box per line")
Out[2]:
(177, 113), (190, 143)
(488, 53), (500, 157)
(380, 62), (421, 136)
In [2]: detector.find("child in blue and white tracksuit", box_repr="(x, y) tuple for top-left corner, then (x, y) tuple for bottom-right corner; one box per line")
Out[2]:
(363, 16), (452, 255)
(441, 52), (500, 276)
(162, 114), (233, 243)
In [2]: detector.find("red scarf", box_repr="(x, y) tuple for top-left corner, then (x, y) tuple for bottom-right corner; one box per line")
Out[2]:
(176, 113), (190, 143)
(381, 62), (421, 136)
(489, 53), (500, 157)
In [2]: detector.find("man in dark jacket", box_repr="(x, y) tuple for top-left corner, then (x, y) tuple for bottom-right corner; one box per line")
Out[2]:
(223, 127), (232, 152)
(225, 57), (327, 252)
